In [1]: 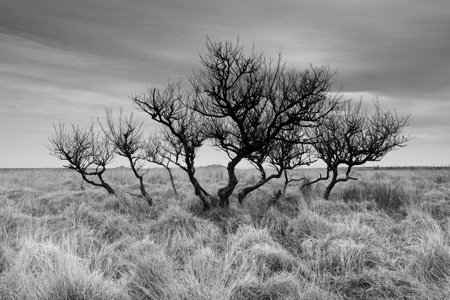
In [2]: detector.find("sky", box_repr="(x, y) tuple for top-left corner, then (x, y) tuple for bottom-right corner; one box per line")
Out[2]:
(0, 0), (449, 168)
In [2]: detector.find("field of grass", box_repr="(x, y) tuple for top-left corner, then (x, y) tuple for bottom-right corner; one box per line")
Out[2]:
(1, 166), (450, 299)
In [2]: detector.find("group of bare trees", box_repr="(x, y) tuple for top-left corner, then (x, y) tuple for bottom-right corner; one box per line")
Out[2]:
(47, 38), (410, 210)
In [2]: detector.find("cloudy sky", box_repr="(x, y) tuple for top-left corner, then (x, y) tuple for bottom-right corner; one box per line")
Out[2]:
(1, 0), (449, 168)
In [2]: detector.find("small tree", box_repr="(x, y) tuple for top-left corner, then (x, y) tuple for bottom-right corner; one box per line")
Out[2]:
(100, 108), (153, 205)
(144, 134), (178, 196)
(132, 81), (215, 210)
(237, 126), (315, 203)
(305, 100), (410, 200)
(191, 38), (338, 207)
(46, 123), (115, 195)
(278, 139), (316, 196)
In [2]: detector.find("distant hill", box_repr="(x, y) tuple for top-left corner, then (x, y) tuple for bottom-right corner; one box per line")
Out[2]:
(114, 166), (129, 169)
(197, 164), (227, 171)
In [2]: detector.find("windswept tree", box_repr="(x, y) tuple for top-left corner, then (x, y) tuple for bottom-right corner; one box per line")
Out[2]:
(144, 134), (178, 196)
(304, 100), (411, 200)
(272, 130), (316, 196)
(237, 126), (315, 203)
(191, 38), (338, 207)
(100, 108), (153, 205)
(46, 123), (115, 195)
(132, 81), (215, 210)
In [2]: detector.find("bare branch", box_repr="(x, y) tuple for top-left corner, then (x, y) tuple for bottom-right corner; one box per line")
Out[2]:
(132, 81), (214, 210)
(309, 99), (411, 199)
(143, 134), (178, 196)
(100, 108), (153, 205)
(46, 123), (115, 195)
(190, 38), (339, 207)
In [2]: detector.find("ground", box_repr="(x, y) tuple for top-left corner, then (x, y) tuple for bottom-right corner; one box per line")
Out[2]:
(1, 166), (450, 299)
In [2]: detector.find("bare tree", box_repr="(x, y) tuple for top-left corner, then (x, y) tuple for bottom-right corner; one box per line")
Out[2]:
(46, 123), (115, 195)
(191, 38), (338, 207)
(132, 81), (215, 210)
(144, 134), (178, 196)
(277, 136), (316, 196)
(237, 126), (315, 203)
(100, 108), (153, 205)
(304, 100), (411, 200)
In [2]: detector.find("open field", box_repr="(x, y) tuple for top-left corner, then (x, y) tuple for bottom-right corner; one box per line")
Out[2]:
(1, 166), (450, 299)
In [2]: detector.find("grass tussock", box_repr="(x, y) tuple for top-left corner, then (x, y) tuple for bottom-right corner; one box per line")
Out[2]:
(1, 237), (127, 300)
(408, 243), (450, 287)
(258, 206), (290, 238)
(147, 206), (222, 263)
(203, 205), (253, 235)
(181, 246), (231, 299)
(127, 245), (182, 300)
(282, 210), (333, 256)
(394, 209), (444, 248)
(316, 236), (385, 275)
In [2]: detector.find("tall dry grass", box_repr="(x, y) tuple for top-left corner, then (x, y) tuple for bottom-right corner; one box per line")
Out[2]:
(1, 166), (450, 299)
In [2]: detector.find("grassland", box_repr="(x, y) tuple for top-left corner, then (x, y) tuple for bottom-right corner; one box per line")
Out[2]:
(1, 166), (450, 299)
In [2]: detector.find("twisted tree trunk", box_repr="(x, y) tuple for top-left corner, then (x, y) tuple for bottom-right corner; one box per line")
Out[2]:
(217, 157), (242, 208)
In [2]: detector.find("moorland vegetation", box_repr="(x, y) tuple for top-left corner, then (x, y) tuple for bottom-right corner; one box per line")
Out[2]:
(1, 167), (450, 299)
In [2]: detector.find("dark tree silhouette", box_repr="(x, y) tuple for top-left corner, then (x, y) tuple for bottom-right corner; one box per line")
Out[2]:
(144, 134), (178, 196)
(47, 123), (115, 195)
(132, 81), (215, 210)
(304, 100), (411, 200)
(237, 126), (315, 203)
(191, 38), (338, 207)
(100, 108), (153, 205)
